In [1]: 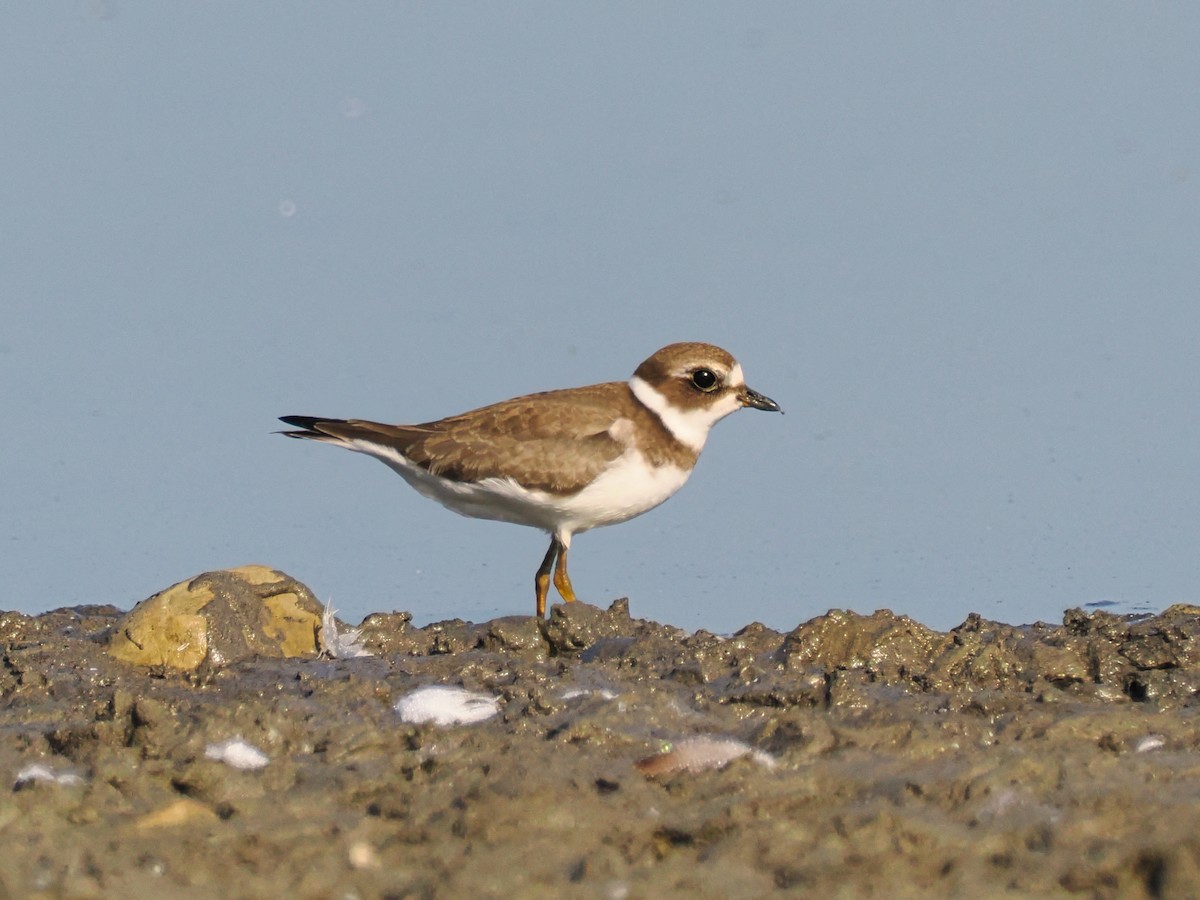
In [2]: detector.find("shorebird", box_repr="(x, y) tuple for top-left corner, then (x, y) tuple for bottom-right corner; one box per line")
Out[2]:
(280, 342), (780, 616)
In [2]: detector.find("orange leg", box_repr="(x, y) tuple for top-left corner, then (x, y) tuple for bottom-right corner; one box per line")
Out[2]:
(534, 538), (559, 617)
(552, 542), (578, 603)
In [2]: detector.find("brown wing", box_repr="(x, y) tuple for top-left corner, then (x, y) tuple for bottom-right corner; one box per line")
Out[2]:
(282, 382), (635, 494)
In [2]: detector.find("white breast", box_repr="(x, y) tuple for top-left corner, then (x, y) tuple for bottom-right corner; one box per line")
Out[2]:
(552, 448), (692, 539)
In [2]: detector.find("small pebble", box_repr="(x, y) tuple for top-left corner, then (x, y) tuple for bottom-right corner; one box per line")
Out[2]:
(635, 735), (776, 777)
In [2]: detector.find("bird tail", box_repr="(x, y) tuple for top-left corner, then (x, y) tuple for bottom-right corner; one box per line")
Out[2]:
(277, 415), (353, 445)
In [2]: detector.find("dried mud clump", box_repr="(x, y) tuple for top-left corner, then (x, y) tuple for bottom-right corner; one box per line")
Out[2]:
(2, 569), (1199, 897)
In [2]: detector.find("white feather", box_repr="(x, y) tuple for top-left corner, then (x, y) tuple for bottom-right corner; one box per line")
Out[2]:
(205, 737), (270, 770)
(394, 685), (500, 726)
(13, 763), (85, 788)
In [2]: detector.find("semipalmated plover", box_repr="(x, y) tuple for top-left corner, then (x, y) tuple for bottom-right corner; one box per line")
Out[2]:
(280, 342), (780, 616)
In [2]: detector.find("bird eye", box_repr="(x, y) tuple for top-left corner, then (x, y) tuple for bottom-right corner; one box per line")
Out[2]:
(690, 368), (720, 392)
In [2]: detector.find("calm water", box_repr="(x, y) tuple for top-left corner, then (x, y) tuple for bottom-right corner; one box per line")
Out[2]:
(3, 5), (1197, 633)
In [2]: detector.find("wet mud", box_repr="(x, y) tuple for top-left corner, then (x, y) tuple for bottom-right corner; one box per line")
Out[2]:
(2, 568), (1200, 898)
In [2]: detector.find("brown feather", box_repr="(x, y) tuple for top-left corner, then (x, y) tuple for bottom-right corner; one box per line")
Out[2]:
(291, 382), (698, 495)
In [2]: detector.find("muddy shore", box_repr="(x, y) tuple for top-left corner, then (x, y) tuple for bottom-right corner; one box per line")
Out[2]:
(2, 567), (1199, 898)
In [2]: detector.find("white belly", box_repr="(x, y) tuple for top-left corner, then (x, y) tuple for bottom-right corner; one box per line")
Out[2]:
(363, 443), (692, 540)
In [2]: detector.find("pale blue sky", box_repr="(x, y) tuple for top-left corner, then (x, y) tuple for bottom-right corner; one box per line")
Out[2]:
(3, 4), (1198, 631)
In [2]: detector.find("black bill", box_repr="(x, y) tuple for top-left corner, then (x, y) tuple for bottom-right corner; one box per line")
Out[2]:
(739, 387), (782, 413)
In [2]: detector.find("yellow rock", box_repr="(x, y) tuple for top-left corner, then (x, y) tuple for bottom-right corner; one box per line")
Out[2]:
(108, 580), (214, 669)
(228, 564), (287, 586)
(135, 797), (219, 830)
(107, 567), (323, 670)
(262, 592), (324, 657)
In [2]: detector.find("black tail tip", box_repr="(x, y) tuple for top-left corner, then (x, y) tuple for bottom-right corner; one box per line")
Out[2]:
(279, 415), (324, 431)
